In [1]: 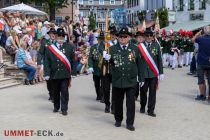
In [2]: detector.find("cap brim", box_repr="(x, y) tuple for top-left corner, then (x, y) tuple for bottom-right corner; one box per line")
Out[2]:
(47, 31), (57, 34)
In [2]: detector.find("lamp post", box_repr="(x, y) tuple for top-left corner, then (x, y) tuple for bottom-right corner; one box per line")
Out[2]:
(71, 0), (78, 22)
(93, 6), (97, 28)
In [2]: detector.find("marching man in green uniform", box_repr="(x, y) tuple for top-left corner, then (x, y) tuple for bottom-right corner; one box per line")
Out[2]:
(88, 32), (105, 101)
(37, 28), (57, 101)
(139, 28), (164, 117)
(44, 28), (74, 116)
(105, 27), (144, 131)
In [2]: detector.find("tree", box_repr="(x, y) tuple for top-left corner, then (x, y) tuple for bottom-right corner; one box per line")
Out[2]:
(18, 0), (69, 21)
(155, 8), (169, 28)
(88, 12), (96, 30)
(37, 0), (69, 21)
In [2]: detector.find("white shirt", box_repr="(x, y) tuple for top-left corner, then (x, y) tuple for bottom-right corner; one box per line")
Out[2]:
(41, 26), (50, 39)
(6, 36), (14, 47)
(120, 44), (129, 50)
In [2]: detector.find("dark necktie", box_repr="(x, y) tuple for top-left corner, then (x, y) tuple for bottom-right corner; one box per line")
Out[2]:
(123, 45), (126, 50)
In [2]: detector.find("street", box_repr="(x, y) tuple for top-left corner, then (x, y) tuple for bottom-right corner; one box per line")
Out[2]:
(0, 67), (210, 140)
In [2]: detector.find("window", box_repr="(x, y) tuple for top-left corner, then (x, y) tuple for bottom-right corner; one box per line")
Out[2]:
(99, 0), (104, 5)
(178, 0), (184, 11)
(110, 0), (115, 5)
(79, 0), (84, 4)
(55, 17), (63, 26)
(188, 0), (194, 10)
(199, 0), (206, 10)
(121, 0), (124, 5)
(4, 0), (11, 6)
(88, 0), (93, 5)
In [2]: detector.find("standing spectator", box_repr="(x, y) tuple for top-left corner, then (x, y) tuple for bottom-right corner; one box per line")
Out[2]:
(193, 26), (210, 101)
(73, 23), (81, 46)
(93, 29), (99, 45)
(41, 21), (51, 40)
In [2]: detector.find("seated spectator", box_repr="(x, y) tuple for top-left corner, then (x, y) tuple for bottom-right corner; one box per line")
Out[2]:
(5, 30), (18, 64)
(16, 40), (36, 85)
(0, 46), (6, 69)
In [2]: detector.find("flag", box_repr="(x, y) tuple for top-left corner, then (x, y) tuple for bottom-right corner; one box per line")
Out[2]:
(155, 16), (160, 32)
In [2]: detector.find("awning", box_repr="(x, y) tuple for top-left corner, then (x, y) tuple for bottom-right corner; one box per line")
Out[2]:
(161, 21), (210, 32)
(0, 3), (47, 15)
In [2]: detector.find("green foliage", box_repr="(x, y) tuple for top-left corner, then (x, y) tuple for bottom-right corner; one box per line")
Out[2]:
(156, 8), (169, 28)
(88, 12), (96, 30)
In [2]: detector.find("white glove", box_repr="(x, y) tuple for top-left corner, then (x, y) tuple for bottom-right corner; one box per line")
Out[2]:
(158, 74), (164, 81)
(103, 51), (108, 58)
(88, 68), (94, 74)
(139, 82), (144, 87)
(44, 76), (50, 80)
(105, 54), (111, 61)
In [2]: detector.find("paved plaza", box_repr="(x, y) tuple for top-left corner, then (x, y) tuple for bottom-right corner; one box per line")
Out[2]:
(0, 67), (210, 140)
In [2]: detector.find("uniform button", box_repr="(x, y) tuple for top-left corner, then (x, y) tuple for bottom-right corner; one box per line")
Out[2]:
(122, 68), (124, 70)
(122, 74), (125, 76)
(57, 60), (59, 61)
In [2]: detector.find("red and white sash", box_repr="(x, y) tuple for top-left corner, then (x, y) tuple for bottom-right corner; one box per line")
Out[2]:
(48, 44), (71, 75)
(138, 43), (159, 77)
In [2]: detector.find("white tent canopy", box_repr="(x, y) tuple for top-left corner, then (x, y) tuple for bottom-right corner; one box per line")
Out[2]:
(0, 3), (47, 15)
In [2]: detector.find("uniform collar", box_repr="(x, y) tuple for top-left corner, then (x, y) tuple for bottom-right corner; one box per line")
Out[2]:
(120, 43), (129, 50)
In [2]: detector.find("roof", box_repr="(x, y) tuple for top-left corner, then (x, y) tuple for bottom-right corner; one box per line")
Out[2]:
(161, 21), (210, 32)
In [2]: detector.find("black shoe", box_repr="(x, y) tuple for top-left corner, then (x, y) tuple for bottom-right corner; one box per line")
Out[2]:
(111, 109), (115, 115)
(195, 95), (206, 101)
(178, 65), (182, 68)
(100, 99), (105, 103)
(105, 105), (110, 113)
(187, 72), (193, 75)
(24, 79), (30, 85)
(96, 96), (102, 101)
(172, 68), (175, 70)
(126, 125), (135, 131)
(62, 111), (68, 116)
(115, 121), (121, 127)
(29, 80), (34, 85)
(53, 109), (58, 113)
(140, 108), (145, 113)
(48, 96), (53, 100)
(148, 112), (156, 117)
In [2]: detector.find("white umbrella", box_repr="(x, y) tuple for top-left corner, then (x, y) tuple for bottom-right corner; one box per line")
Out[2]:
(0, 3), (47, 15)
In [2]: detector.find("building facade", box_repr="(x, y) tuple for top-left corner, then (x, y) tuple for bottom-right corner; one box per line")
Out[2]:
(172, 0), (210, 22)
(78, 0), (123, 30)
(126, 0), (166, 24)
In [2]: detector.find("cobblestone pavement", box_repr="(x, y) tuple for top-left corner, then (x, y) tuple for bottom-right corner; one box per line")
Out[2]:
(0, 67), (210, 140)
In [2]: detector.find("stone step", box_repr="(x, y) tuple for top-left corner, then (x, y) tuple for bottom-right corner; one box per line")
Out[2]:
(0, 82), (21, 90)
(0, 71), (4, 78)
(0, 78), (17, 85)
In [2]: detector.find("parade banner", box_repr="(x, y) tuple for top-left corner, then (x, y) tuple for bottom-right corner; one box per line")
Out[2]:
(48, 44), (71, 75)
(138, 43), (159, 78)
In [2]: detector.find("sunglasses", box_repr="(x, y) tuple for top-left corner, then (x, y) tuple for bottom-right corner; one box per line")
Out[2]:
(119, 35), (128, 38)
(145, 34), (153, 37)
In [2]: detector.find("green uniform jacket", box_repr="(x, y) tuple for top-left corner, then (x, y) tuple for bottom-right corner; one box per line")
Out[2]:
(37, 39), (56, 65)
(110, 43), (144, 88)
(186, 39), (194, 52)
(140, 41), (163, 78)
(88, 42), (104, 76)
(44, 42), (74, 79)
